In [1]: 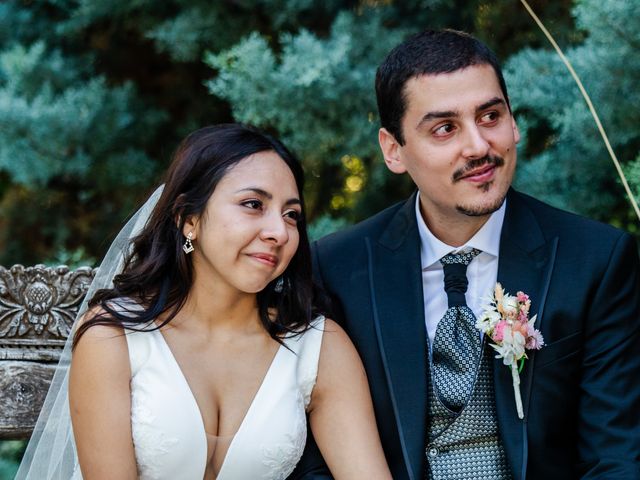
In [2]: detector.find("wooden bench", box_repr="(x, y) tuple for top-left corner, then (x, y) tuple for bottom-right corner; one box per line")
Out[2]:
(0, 264), (96, 439)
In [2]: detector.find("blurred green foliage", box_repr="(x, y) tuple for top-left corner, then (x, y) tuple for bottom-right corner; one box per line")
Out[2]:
(506, 0), (640, 233)
(2, 0), (639, 470)
(0, 0), (589, 268)
(205, 0), (585, 223)
(0, 440), (25, 479)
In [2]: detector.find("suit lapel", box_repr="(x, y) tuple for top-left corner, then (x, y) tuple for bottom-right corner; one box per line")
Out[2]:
(495, 189), (558, 480)
(367, 193), (427, 480)
(366, 189), (557, 479)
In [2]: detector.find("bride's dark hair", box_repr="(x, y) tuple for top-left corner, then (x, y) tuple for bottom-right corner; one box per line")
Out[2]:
(73, 123), (316, 348)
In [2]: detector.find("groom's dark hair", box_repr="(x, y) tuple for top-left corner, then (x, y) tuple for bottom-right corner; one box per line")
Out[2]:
(375, 29), (510, 145)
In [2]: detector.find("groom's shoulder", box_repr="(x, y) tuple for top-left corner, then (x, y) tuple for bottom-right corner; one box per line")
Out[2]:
(512, 189), (630, 243)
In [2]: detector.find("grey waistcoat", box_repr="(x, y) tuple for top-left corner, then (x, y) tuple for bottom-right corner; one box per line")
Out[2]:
(425, 341), (513, 480)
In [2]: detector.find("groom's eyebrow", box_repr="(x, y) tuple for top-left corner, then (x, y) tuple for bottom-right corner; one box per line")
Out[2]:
(418, 109), (458, 126)
(476, 97), (505, 112)
(416, 97), (506, 128)
(415, 108), (459, 131)
(237, 187), (301, 206)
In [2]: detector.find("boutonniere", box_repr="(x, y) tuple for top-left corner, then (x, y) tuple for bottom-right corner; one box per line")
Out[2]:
(476, 283), (544, 419)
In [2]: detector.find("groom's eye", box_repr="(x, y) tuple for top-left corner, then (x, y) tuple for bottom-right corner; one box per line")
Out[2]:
(433, 123), (456, 138)
(479, 111), (499, 125)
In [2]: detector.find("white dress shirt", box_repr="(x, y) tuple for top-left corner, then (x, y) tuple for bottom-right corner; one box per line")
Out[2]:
(415, 193), (506, 345)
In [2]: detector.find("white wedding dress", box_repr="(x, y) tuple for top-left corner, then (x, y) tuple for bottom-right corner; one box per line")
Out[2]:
(17, 189), (326, 480)
(71, 315), (325, 480)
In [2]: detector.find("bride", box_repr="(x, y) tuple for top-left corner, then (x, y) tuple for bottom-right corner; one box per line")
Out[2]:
(16, 124), (391, 479)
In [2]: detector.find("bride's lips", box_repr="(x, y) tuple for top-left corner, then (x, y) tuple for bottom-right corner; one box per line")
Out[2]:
(459, 164), (497, 183)
(247, 253), (278, 267)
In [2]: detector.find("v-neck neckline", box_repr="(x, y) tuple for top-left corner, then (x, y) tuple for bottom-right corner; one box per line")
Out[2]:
(152, 328), (285, 477)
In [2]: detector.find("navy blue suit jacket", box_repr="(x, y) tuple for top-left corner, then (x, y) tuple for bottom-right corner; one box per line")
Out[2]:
(289, 189), (640, 479)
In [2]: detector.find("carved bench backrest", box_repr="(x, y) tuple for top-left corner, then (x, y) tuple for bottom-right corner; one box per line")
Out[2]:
(0, 264), (96, 439)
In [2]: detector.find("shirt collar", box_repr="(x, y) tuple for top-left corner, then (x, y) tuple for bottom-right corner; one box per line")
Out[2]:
(415, 192), (506, 269)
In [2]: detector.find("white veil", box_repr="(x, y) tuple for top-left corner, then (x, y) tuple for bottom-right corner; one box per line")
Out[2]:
(14, 185), (164, 480)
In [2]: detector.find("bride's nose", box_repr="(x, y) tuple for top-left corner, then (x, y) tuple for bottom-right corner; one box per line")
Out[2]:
(259, 211), (289, 245)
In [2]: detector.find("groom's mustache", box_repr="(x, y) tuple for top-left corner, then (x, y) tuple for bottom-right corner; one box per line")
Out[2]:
(452, 155), (505, 183)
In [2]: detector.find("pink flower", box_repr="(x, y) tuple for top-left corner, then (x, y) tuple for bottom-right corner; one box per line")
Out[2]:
(512, 320), (529, 338)
(493, 320), (508, 342)
(478, 283), (544, 421)
(526, 329), (545, 350)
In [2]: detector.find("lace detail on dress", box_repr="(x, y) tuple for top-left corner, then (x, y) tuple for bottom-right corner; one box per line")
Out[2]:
(260, 396), (307, 479)
(296, 317), (324, 410)
(298, 364), (317, 409)
(130, 376), (179, 480)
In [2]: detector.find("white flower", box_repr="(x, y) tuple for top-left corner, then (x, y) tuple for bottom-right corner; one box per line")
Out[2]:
(490, 329), (526, 366)
(475, 308), (501, 333)
(511, 331), (526, 356)
(479, 283), (545, 421)
(501, 295), (519, 318)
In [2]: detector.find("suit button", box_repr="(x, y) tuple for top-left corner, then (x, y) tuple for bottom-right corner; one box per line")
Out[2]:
(427, 446), (439, 458)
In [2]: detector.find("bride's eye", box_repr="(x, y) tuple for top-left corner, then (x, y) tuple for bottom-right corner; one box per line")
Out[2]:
(241, 199), (263, 210)
(283, 209), (301, 225)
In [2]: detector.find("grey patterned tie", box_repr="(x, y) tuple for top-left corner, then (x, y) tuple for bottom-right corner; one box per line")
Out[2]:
(431, 248), (482, 412)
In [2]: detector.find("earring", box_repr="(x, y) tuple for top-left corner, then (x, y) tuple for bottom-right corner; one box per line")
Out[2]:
(182, 232), (194, 254)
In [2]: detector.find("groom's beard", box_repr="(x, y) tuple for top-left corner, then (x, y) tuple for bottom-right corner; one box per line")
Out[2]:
(452, 155), (508, 217)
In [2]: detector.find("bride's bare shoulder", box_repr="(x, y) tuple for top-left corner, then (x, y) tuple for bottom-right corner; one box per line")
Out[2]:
(74, 305), (126, 343)
(317, 318), (354, 354)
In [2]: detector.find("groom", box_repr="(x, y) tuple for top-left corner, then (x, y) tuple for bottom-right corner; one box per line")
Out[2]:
(291, 30), (640, 479)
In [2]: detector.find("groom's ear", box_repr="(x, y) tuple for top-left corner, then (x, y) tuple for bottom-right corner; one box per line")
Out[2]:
(378, 127), (407, 174)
